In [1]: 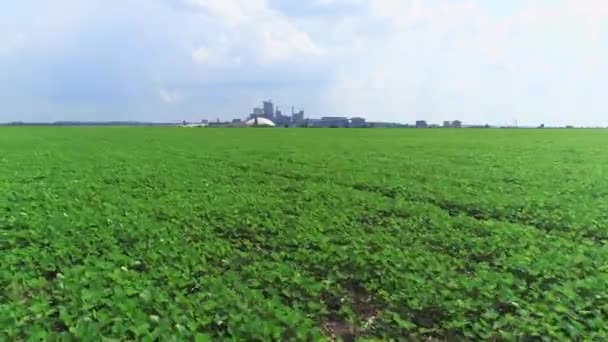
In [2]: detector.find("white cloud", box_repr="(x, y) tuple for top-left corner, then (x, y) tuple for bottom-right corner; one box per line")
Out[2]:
(0, 1), (104, 55)
(191, 36), (244, 68)
(192, 46), (211, 65)
(368, 0), (413, 20)
(173, 0), (323, 67)
(180, 0), (247, 25)
(1, 0), (606, 125)
(257, 24), (322, 63)
(0, 32), (26, 55)
(313, 0), (608, 125)
(159, 88), (184, 104)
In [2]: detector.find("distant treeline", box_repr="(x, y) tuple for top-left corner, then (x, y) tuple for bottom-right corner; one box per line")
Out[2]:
(1, 121), (176, 126)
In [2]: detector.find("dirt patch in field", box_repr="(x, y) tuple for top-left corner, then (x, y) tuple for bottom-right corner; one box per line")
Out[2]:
(322, 281), (381, 341)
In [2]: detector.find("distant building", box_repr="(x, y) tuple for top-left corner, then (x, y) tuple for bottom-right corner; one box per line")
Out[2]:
(232, 118), (242, 123)
(443, 121), (452, 128)
(451, 120), (462, 128)
(246, 117), (276, 127)
(315, 117), (349, 128)
(350, 117), (368, 128)
(416, 120), (428, 128)
(248, 107), (267, 122)
(249, 101), (308, 125)
(303, 118), (319, 127)
(240, 99), (372, 128)
(274, 107), (291, 126)
(263, 100), (274, 119)
(293, 110), (305, 124)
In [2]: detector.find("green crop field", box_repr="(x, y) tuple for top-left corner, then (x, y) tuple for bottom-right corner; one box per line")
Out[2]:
(2, 127), (607, 341)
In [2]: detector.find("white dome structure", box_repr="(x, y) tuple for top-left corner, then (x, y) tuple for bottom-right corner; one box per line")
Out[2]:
(246, 117), (276, 127)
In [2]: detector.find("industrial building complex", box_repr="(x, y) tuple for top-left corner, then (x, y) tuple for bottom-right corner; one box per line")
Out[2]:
(178, 99), (466, 129)
(245, 100), (367, 128)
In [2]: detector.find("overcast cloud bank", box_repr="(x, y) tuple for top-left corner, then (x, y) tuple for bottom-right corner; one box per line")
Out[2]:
(1, 0), (606, 126)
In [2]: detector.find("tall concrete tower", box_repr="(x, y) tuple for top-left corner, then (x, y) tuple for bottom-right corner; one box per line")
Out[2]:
(263, 100), (274, 120)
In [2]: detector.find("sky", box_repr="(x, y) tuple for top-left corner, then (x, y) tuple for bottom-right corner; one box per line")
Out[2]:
(1, 0), (607, 126)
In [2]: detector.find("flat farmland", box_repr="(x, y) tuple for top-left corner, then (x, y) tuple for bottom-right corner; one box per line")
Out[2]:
(2, 127), (607, 340)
